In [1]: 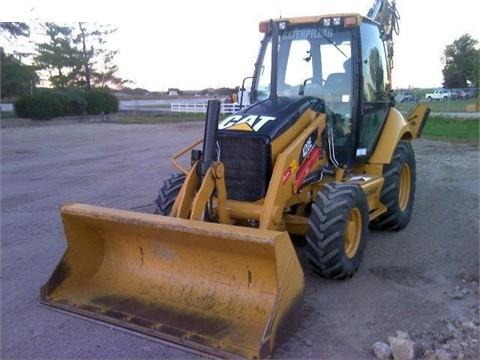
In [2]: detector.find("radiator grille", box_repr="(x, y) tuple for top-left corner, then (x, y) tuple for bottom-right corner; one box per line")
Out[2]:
(218, 134), (271, 202)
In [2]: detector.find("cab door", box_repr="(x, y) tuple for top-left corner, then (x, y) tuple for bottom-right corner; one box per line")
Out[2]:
(356, 21), (391, 159)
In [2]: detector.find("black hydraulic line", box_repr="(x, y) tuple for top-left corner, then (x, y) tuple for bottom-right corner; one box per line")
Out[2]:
(198, 100), (220, 177)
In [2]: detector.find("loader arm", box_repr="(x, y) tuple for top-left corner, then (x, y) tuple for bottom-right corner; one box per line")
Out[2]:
(170, 100), (232, 223)
(172, 160), (231, 224)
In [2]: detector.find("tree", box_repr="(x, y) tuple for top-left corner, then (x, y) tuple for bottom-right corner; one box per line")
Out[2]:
(73, 22), (97, 89)
(34, 22), (78, 89)
(73, 23), (127, 89)
(30, 22), (126, 90)
(0, 22), (30, 38)
(1, 48), (38, 98)
(93, 49), (127, 88)
(1, 22), (37, 98)
(442, 34), (480, 89)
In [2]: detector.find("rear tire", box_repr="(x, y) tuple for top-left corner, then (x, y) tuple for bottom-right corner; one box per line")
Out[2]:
(154, 172), (186, 215)
(370, 141), (416, 231)
(305, 184), (369, 280)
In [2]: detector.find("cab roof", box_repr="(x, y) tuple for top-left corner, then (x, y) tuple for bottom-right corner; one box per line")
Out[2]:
(259, 13), (367, 32)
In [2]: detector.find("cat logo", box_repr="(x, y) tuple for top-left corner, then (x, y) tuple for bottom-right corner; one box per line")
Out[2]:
(218, 114), (276, 132)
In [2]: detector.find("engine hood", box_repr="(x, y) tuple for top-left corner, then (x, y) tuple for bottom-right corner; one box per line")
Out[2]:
(218, 96), (324, 141)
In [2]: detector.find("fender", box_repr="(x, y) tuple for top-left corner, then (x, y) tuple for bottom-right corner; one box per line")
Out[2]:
(369, 105), (429, 164)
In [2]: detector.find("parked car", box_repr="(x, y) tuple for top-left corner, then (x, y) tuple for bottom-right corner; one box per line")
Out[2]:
(394, 91), (416, 103)
(450, 89), (466, 100)
(401, 91), (416, 103)
(463, 89), (475, 99)
(425, 89), (451, 101)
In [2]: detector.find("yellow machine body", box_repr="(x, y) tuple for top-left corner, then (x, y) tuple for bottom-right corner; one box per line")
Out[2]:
(40, 65), (428, 360)
(41, 5), (429, 359)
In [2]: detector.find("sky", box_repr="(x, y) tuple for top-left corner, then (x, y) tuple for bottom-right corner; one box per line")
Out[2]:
(2, 0), (479, 91)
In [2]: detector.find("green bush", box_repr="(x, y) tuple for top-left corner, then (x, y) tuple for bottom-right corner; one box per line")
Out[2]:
(14, 92), (63, 120)
(13, 88), (118, 119)
(58, 88), (87, 116)
(85, 90), (119, 115)
(13, 95), (32, 118)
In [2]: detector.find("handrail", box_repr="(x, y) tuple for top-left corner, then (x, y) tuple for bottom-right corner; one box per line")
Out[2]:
(171, 138), (204, 174)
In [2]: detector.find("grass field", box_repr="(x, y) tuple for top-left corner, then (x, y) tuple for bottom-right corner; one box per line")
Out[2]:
(422, 116), (479, 143)
(396, 98), (477, 113)
(115, 112), (206, 124)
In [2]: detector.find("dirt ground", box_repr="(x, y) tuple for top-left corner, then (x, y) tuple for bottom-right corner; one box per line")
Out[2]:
(1, 122), (479, 359)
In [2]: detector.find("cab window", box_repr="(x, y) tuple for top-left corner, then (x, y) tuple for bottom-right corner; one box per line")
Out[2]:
(357, 22), (390, 157)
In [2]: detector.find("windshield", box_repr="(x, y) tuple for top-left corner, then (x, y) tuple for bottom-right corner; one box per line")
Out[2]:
(254, 25), (353, 117)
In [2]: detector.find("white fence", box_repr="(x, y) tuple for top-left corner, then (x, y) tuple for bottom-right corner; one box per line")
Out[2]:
(170, 103), (244, 114)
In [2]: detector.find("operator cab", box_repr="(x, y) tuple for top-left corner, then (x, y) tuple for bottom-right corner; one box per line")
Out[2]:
(251, 15), (392, 166)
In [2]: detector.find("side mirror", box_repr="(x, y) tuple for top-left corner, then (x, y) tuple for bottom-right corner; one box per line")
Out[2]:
(389, 89), (397, 107)
(239, 76), (254, 109)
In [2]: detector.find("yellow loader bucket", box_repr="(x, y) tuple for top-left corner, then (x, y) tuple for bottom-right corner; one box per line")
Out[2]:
(40, 204), (304, 359)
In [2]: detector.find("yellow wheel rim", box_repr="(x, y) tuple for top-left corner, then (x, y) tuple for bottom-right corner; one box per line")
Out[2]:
(398, 163), (411, 211)
(344, 207), (362, 259)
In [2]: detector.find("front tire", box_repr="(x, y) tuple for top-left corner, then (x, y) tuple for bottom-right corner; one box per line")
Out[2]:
(154, 172), (186, 215)
(370, 141), (416, 231)
(305, 184), (369, 280)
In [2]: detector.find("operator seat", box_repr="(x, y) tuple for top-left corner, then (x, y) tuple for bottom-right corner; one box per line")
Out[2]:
(324, 58), (352, 101)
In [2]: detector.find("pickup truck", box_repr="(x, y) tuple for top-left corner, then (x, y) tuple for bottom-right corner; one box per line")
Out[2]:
(425, 89), (451, 101)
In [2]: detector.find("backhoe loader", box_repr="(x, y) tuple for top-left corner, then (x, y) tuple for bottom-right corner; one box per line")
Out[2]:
(41, 1), (430, 358)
